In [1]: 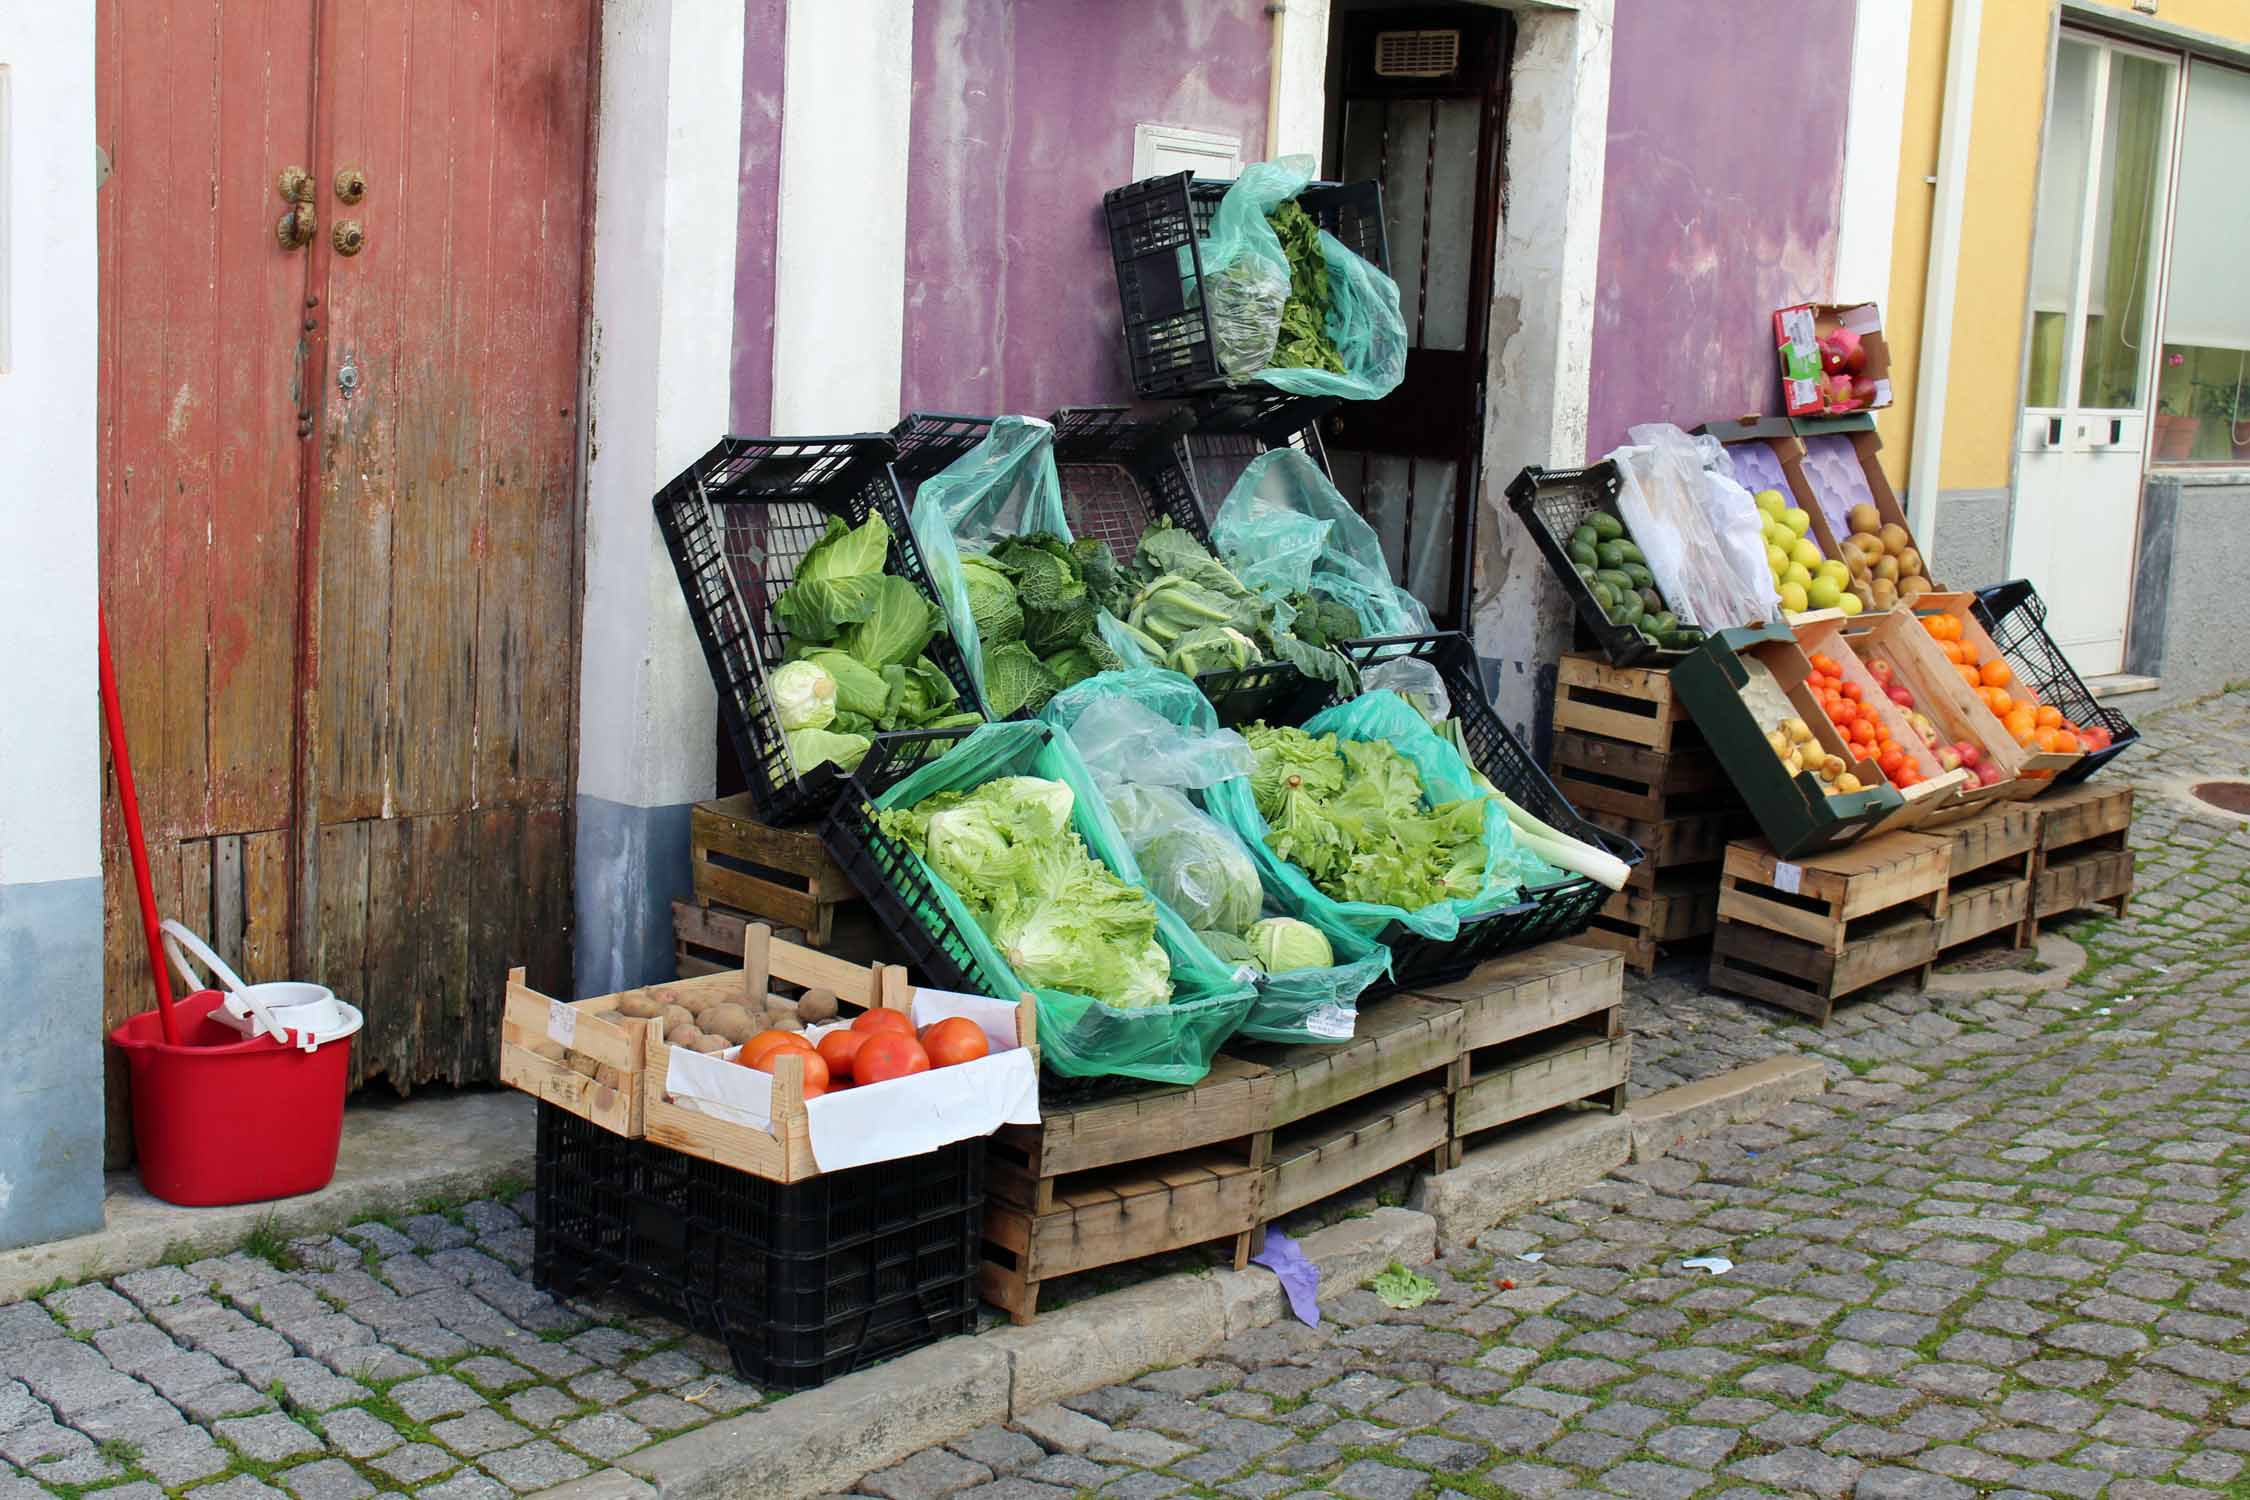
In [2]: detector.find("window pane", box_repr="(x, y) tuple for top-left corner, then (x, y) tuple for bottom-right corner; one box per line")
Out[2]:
(2156, 61), (2250, 462)
(2027, 40), (2095, 408)
(2076, 52), (2173, 411)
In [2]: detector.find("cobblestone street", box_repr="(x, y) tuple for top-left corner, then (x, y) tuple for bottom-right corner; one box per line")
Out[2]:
(3, 688), (2244, 1500)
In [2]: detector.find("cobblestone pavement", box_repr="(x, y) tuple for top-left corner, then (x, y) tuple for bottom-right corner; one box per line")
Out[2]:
(3, 690), (2240, 1500)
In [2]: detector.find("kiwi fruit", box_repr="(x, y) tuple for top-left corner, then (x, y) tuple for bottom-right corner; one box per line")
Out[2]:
(1848, 502), (1881, 534)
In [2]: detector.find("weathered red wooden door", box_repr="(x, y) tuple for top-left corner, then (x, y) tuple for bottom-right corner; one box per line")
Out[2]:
(97, 0), (591, 1161)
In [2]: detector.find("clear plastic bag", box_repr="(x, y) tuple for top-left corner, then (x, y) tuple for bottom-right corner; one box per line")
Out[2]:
(1611, 424), (1775, 632)
(1043, 670), (1388, 1042)
(1212, 449), (1436, 641)
(1693, 457), (1783, 619)
(1199, 157), (1408, 404)
(871, 718), (1254, 1083)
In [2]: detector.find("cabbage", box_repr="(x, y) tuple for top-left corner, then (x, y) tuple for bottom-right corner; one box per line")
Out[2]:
(771, 660), (838, 731)
(786, 725), (870, 776)
(839, 576), (942, 669)
(1249, 916), (1333, 974)
(772, 514), (890, 640)
(801, 651), (887, 723)
(1197, 928), (1261, 970)
(1143, 821), (1261, 936)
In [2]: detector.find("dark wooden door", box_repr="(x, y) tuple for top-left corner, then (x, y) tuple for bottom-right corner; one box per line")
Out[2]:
(1323, 7), (1513, 631)
(96, 0), (592, 1161)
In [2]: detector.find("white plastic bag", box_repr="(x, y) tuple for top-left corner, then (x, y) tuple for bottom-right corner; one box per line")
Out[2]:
(1610, 424), (1775, 631)
(1695, 463), (1782, 620)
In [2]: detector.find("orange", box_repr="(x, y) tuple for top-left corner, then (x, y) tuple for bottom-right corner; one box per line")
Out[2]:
(2033, 705), (2062, 730)
(1979, 659), (2013, 689)
(2033, 727), (2063, 754)
(1840, 681), (1863, 702)
(1810, 653), (1838, 677)
(1956, 664), (1981, 689)
(2004, 705), (2038, 743)
(2053, 728), (2081, 754)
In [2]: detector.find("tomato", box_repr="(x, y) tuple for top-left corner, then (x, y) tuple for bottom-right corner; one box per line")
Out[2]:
(1811, 654), (1839, 677)
(737, 1030), (813, 1070)
(921, 1016), (990, 1069)
(851, 1008), (917, 1038)
(854, 1034), (931, 1085)
(1840, 681), (1863, 702)
(752, 1044), (829, 1095)
(816, 1028), (868, 1081)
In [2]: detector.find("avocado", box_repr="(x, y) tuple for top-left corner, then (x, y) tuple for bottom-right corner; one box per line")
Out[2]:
(1639, 587), (1663, 616)
(1651, 611), (1677, 636)
(1615, 540), (1646, 566)
(1568, 539), (1598, 569)
(1595, 539), (1626, 568)
(1570, 525), (1599, 551)
(1574, 562), (1596, 581)
(1588, 512), (1624, 542)
(1623, 562), (1655, 590)
(1590, 580), (1615, 610)
(1595, 568), (1634, 593)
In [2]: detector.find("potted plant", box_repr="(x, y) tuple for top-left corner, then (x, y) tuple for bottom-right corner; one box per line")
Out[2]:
(2152, 389), (2200, 462)
(2193, 378), (2250, 464)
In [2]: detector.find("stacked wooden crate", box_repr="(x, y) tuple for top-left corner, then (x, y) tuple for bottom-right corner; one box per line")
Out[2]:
(2027, 783), (2133, 939)
(1932, 802), (2039, 952)
(674, 793), (867, 973)
(1410, 943), (1627, 1158)
(1547, 654), (1744, 972)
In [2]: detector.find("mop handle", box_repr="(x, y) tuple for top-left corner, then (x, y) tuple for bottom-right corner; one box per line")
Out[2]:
(98, 612), (180, 1044)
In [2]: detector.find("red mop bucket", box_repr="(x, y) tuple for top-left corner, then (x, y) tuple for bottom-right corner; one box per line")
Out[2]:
(109, 989), (356, 1206)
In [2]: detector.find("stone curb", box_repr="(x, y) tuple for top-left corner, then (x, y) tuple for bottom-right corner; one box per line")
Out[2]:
(1923, 929), (2086, 997)
(0, 1091), (533, 1303)
(1623, 1053), (1828, 1161)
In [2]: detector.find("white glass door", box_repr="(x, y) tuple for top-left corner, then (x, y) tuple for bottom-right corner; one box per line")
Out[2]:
(2012, 36), (2179, 677)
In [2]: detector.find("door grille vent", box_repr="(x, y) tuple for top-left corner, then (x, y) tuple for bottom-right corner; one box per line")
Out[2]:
(1373, 28), (1460, 78)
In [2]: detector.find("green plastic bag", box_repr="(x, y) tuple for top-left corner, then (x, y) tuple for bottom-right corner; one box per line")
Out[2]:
(1212, 449), (1435, 642)
(872, 718), (1254, 1083)
(908, 417), (1077, 709)
(1207, 690), (1561, 945)
(1199, 156), (1407, 404)
(1044, 669), (1390, 1043)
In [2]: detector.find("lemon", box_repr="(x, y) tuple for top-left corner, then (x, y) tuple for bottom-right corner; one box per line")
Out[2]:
(1807, 576), (1843, 610)
(1780, 581), (1810, 613)
(1782, 507), (1813, 538)
(1790, 538), (1824, 569)
(1763, 521), (1790, 550)
(1754, 488), (1786, 518)
(1782, 561), (1812, 588)
(1767, 544), (1790, 575)
(1837, 590), (1865, 616)
(1818, 559), (1851, 583)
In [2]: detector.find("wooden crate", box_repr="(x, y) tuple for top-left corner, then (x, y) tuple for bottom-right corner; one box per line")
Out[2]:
(981, 1054), (1272, 1324)
(1581, 873), (1721, 974)
(497, 970), (653, 1137)
(674, 899), (894, 978)
(1933, 802), (2038, 951)
(1553, 653), (1702, 753)
(689, 793), (860, 948)
(1410, 941), (1627, 1151)
(1248, 996), (1464, 1223)
(1549, 730), (1733, 825)
(1708, 830), (1951, 1023)
(2028, 783), (2133, 936)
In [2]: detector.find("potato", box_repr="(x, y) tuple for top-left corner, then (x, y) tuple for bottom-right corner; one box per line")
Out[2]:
(701, 1003), (756, 1045)
(1848, 502), (1881, 535)
(678, 990), (714, 1017)
(616, 993), (667, 1020)
(762, 1006), (804, 1032)
(796, 988), (839, 1023)
(1897, 547), (1924, 579)
(690, 1034), (732, 1054)
(662, 1003), (693, 1030)
(1878, 523), (1911, 556)
(665, 1022), (704, 1047)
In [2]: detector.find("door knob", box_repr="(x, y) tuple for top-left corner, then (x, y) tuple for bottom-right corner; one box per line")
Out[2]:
(332, 220), (365, 256)
(334, 166), (368, 204)
(275, 166), (317, 251)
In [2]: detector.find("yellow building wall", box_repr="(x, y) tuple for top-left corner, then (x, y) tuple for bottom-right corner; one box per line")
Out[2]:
(1882, 0), (2250, 496)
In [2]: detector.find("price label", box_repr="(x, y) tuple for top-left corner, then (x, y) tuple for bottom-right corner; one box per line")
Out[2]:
(1772, 861), (1803, 896)
(546, 999), (579, 1049)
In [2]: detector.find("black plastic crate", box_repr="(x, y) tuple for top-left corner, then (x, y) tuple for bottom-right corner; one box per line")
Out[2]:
(1971, 580), (2139, 788)
(653, 433), (983, 827)
(1342, 634), (1645, 991)
(1505, 463), (1696, 670)
(1104, 171), (1388, 401)
(1176, 391), (1337, 528)
(532, 1102), (983, 1392)
(821, 729), (993, 998)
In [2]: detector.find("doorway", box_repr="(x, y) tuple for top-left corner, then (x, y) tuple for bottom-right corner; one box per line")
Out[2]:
(2013, 33), (2179, 677)
(95, 0), (594, 1161)
(1320, 5), (1513, 634)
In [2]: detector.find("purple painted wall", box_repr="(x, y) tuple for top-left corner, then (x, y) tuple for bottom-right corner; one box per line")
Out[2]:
(730, 1), (786, 433)
(1586, 0), (1854, 457)
(900, 0), (1273, 415)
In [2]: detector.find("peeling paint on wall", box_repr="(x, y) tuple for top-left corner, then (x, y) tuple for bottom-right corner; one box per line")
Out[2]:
(1586, 0), (1853, 456)
(731, 0), (788, 433)
(900, 0), (1273, 414)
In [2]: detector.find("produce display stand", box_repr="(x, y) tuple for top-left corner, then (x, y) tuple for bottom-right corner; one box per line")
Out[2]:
(2026, 783), (2134, 939)
(1707, 830), (1950, 1023)
(653, 433), (980, 827)
(1931, 802), (2039, 953)
(1102, 169), (1386, 405)
(1971, 580), (2139, 788)
(1546, 653), (1742, 973)
(981, 1054), (1273, 1325)
(1792, 613), (1983, 827)
(1506, 463), (1697, 669)
(1410, 943), (1627, 1156)
(1843, 609), (2079, 791)
(682, 792), (860, 955)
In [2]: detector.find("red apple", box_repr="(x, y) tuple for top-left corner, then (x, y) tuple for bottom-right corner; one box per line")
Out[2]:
(1827, 326), (1866, 376)
(1868, 659), (1893, 683)
(1936, 747), (1963, 772)
(1852, 374), (1879, 407)
(1886, 684), (1914, 709)
(1975, 762), (2006, 787)
(1954, 742), (1982, 769)
(2079, 723), (2113, 752)
(1824, 373), (1860, 412)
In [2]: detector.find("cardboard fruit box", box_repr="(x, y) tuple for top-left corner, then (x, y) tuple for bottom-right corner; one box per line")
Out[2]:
(1775, 301), (1892, 417)
(1839, 608), (2076, 799)
(1670, 624), (1904, 859)
(1787, 417), (1936, 612)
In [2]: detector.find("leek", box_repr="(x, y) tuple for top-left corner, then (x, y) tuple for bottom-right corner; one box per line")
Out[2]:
(1497, 795), (1631, 892)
